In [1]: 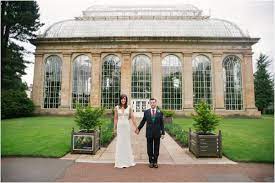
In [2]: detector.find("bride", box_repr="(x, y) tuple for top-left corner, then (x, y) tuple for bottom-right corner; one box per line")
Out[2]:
(113, 94), (137, 168)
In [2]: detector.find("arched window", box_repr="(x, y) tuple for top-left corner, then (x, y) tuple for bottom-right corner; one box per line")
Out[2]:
(43, 55), (62, 108)
(162, 55), (182, 110)
(101, 55), (121, 109)
(72, 55), (91, 108)
(223, 55), (243, 110)
(192, 55), (212, 106)
(131, 55), (151, 99)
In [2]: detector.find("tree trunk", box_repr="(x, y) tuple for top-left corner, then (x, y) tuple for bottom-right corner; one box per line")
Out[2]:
(1, 1), (10, 60)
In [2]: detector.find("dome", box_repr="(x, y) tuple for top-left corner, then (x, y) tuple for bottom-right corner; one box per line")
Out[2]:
(42, 5), (247, 38)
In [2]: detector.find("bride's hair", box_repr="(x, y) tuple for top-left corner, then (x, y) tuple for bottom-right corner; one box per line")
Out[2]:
(119, 94), (128, 108)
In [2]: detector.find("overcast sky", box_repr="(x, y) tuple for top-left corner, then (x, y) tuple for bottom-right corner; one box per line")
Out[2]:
(22, 0), (274, 85)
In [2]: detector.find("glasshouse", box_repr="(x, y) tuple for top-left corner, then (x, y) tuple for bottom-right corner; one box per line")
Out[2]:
(31, 4), (260, 117)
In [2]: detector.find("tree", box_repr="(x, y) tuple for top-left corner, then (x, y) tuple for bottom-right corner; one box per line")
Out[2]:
(1, 1), (43, 118)
(192, 100), (221, 135)
(254, 53), (274, 114)
(1, 1), (43, 90)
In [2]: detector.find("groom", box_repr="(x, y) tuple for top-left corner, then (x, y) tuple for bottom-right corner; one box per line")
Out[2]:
(135, 98), (165, 168)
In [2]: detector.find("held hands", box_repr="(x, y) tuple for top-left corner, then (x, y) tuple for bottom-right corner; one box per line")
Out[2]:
(135, 128), (139, 135)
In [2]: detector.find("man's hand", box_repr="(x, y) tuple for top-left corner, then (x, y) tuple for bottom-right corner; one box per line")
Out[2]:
(161, 135), (165, 139)
(135, 128), (139, 135)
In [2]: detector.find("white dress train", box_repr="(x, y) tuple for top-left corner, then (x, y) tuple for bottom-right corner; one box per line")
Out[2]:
(114, 105), (136, 168)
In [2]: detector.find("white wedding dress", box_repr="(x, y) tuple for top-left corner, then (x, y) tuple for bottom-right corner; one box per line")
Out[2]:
(114, 105), (136, 168)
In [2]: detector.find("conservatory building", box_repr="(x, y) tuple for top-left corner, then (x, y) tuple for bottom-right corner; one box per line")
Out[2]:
(31, 4), (260, 117)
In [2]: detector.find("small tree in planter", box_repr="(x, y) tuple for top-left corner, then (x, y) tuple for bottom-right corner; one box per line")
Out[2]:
(189, 100), (222, 158)
(71, 105), (105, 154)
(161, 110), (175, 123)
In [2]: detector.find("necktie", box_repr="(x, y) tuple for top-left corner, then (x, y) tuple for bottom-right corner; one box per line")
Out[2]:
(152, 109), (155, 116)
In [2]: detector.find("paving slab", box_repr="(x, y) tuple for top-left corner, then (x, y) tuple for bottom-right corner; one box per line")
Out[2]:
(1, 157), (73, 182)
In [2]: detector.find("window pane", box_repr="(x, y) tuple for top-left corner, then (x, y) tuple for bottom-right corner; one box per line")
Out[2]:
(223, 55), (243, 110)
(131, 55), (151, 99)
(162, 55), (182, 110)
(43, 55), (62, 108)
(101, 55), (121, 109)
(72, 55), (91, 108)
(192, 55), (212, 107)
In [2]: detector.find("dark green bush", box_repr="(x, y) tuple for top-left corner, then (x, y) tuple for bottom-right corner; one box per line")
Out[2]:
(1, 89), (34, 119)
(192, 100), (221, 134)
(75, 106), (105, 132)
(263, 108), (274, 115)
(100, 119), (114, 147)
(161, 110), (175, 117)
(165, 123), (188, 147)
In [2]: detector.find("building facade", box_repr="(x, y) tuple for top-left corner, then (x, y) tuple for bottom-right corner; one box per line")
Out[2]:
(31, 4), (261, 117)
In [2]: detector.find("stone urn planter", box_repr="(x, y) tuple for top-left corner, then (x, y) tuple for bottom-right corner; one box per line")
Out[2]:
(71, 106), (104, 155)
(161, 110), (175, 123)
(164, 116), (173, 123)
(189, 128), (222, 158)
(71, 128), (100, 154)
(189, 100), (222, 158)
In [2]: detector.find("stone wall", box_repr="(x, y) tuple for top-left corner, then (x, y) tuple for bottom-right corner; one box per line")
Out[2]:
(32, 37), (261, 117)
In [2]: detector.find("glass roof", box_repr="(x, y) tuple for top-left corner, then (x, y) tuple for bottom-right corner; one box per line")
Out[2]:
(83, 4), (202, 17)
(42, 4), (247, 38)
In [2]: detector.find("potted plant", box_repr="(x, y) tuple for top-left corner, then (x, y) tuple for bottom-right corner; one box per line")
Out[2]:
(71, 105), (105, 154)
(189, 100), (222, 158)
(161, 110), (175, 123)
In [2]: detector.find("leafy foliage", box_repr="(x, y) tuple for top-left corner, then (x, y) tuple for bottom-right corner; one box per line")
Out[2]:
(165, 123), (188, 147)
(1, 1), (44, 90)
(2, 42), (29, 90)
(254, 53), (274, 114)
(192, 100), (221, 134)
(161, 110), (175, 117)
(1, 1), (43, 118)
(1, 1), (43, 46)
(1, 89), (34, 119)
(75, 106), (105, 132)
(100, 119), (115, 147)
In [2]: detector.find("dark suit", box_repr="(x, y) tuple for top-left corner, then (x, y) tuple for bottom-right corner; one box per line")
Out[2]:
(138, 108), (165, 164)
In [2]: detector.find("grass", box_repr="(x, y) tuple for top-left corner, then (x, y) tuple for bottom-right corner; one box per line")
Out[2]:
(1, 116), (113, 158)
(2, 115), (274, 162)
(172, 115), (274, 163)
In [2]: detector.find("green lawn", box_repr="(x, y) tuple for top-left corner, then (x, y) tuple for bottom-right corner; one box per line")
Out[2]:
(1, 116), (113, 158)
(173, 115), (274, 163)
(2, 115), (274, 162)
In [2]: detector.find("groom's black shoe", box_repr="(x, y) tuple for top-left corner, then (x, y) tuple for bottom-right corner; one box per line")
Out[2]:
(149, 163), (154, 168)
(153, 163), (158, 168)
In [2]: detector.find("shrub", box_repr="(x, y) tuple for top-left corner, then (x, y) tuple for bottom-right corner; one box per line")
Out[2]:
(100, 119), (114, 147)
(192, 100), (221, 134)
(75, 105), (105, 132)
(161, 110), (175, 117)
(165, 123), (188, 147)
(1, 89), (34, 119)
